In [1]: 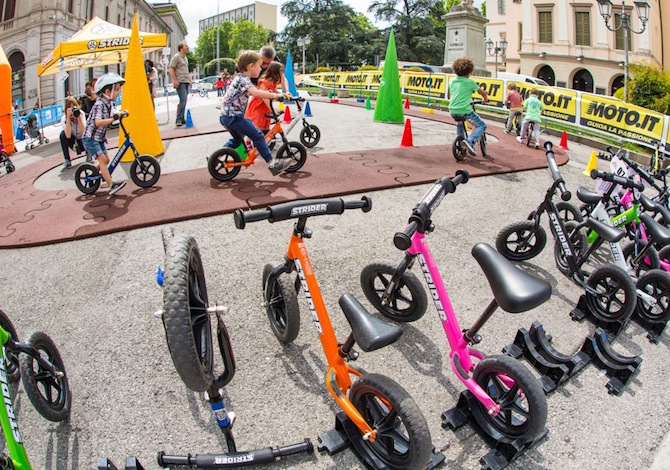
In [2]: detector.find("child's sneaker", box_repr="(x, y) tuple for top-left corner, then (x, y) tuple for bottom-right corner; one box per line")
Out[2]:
(516, 136), (523, 143)
(463, 140), (476, 156)
(503, 129), (510, 134)
(108, 181), (126, 196)
(60, 161), (72, 172)
(535, 144), (540, 149)
(268, 158), (292, 175)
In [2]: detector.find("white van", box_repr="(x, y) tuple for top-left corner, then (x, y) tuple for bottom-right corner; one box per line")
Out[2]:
(497, 72), (549, 87)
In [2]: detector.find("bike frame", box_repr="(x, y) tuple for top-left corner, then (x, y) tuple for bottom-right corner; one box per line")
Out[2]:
(226, 120), (286, 169)
(272, 218), (377, 440)
(402, 233), (504, 414)
(281, 102), (307, 136)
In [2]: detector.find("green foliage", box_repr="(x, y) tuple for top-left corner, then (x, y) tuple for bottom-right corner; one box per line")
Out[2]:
(629, 64), (670, 114)
(203, 58), (237, 77)
(229, 20), (269, 57)
(314, 66), (334, 73)
(613, 86), (625, 101)
(445, 0), (462, 13)
(185, 51), (197, 73)
(194, 20), (268, 69)
(405, 66), (426, 72)
(358, 65), (378, 71)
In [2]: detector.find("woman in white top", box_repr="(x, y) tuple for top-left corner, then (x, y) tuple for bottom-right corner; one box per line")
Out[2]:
(59, 96), (86, 171)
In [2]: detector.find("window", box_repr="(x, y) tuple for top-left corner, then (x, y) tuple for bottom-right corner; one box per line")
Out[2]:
(538, 10), (553, 43)
(3, 0), (15, 21)
(105, 6), (109, 21)
(89, 0), (94, 20)
(498, 0), (506, 15)
(615, 13), (632, 50)
(518, 22), (522, 50)
(68, 0), (74, 14)
(575, 11), (590, 46)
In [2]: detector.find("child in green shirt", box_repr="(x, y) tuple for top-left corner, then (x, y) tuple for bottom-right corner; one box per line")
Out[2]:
(516, 88), (545, 149)
(448, 57), (488, 156)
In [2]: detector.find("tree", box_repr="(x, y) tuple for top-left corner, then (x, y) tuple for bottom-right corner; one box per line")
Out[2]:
(627, 64), (670, 115)
(194, 20), (268, 71)
(229, 20), (269, 57)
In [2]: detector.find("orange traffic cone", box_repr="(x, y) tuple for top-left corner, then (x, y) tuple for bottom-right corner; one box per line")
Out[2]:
(404, 97), (410, 109)
(400, 119), (413, 147)
(559, 131), (569, 150)
(283, 104), (292, 124)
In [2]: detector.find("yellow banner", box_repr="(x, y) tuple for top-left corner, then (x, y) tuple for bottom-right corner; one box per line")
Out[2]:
(403, 72), (447, 99)
(342, 72), (369, 89)
(470, 78), (505, 105)
(513, 83), (578, 124)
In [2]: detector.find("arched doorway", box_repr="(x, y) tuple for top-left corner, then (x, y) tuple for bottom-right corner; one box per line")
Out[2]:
(537, 65), (555, 86)
(611, 75), (625, 96)
(572, 69), (594, 93)
(8, 51), (24, 110)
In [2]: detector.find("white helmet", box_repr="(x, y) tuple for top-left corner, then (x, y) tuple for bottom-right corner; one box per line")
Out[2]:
(94, 72), (125, 94)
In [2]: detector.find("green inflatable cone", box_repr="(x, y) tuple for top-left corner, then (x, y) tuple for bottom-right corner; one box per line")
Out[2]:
(374, 29), (404, 123)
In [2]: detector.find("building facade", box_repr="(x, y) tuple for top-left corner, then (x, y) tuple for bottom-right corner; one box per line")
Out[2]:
(485, 0), (668, 96)
(0, 0), (185, 111)
(198, 1), (277, 36)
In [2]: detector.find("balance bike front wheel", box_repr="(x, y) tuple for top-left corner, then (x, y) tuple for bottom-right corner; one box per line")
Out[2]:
(0, 309), (20, 383)
(472, 354), (547, 443)
(208, 148), (241, 181)
(262, 264), (300, 344)
(453, 136), (466, 161)
(299, 124), (321, 148)
(277, 142), (307, 172)
(19, 331), (71, 422)
(74, 163), (101, 194)
(349, 373), (432, 470)
(130, 155), (161, 188)
(479, 134), (487, 157)
(586, 264), (637, 323)
(495, 220), (547, 262)
(162, 235), (214, 392)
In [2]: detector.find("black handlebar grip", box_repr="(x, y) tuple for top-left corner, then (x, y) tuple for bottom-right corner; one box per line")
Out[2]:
(343, 196), (372, 212)
(394, 221), (418, 251)
(544, 141), (553, 152)
(452, 169), (470, 187)
(590, 169), (645, 191)
(560, 184), (572, 201)
(234, 207), (271, 230)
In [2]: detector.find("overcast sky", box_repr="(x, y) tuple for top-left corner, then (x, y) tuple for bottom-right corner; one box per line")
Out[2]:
(165, 0), (484, 47)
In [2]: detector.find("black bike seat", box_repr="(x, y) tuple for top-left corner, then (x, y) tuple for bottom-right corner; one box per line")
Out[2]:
(452, 115), (467, 123)
(576, 186), (602, 205)
(640, 194), (670, 225)
(640, 213), (670, 246)
(471, 243), (551, 313)
(339, 293), (402, 352)
(585, 217), (625, 243)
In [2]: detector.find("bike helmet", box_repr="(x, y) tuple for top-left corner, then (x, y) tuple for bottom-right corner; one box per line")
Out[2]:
(94, 72), (125, 94)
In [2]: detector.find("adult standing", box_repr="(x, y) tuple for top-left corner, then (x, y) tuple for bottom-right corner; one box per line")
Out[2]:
(169, 40), (191, 127)
(59, 97), (86, 171)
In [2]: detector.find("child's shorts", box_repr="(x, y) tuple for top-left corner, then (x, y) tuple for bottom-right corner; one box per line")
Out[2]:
(82, 137), (107, 158)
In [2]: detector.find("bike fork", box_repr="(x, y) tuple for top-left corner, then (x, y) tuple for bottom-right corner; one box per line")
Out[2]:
(204, 388), (237, 452)
(383, 254), (416, 306)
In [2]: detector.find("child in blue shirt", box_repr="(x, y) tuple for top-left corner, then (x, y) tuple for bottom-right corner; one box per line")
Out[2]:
(448, 57), (488, 156)
(220, 50), (292, 175)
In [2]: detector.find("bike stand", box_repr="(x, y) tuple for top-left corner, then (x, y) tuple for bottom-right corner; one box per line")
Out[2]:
(441, 391), (548, 470)
(502, 320), (590, 394)
(317, 412), (445, 470)
(579, 328), (642, 395)
(631, 312), (669, 344)
(569, 295), (628, 339)
(97, 457), (148, 470)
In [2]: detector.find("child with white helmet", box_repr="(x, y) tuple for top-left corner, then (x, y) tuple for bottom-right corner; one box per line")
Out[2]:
(82, 72), (126, 195)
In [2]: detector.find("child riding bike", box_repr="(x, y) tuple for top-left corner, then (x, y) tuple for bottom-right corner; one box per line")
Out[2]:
(220, 50), (292, 176)
(448, 57), (488, 156)
(503, 82), (523, 135)
(516, 88), (545, 149)
(244, 62), (284, 131)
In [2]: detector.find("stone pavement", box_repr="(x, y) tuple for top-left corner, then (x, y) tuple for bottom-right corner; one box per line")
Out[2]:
(0, 93), (669, 470)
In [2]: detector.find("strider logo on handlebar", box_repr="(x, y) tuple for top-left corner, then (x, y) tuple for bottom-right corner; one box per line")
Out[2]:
(0, 359), (21, 443)
(418, 255), (446, 321)
(290, 203), (328, 217)
(214, 455), (254, 465)
(422, 185), (445, 215)
(295, 259), (323, 333)
(549, 213), (572, 257)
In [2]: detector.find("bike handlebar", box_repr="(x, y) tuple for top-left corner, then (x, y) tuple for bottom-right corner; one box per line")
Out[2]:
(234, 196), (372, 229)
(544, 141), (571, 201)
(393, 170), (469, 250)
(590, 169), (645, 191)
(157, 439), (313, 468)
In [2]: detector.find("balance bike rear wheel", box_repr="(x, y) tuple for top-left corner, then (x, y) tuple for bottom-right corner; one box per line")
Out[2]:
(453, 136), (466, 161)
(74, 163), (101, 194)
(277, 142), (307, 172)
(208, 148), (241, 181)
(586, 264), (637, 323)
(636, 269), (670, 324)
(19, 331), (71, 422)
(480, 134), (487, 157)
(162, 236), (214, 392)
(349, 373), (432, 470)
(130, 155), (161, 188)
(495, 220), (547, 262)
(472, 355), (547, 443)
(299, 124), (320, 148)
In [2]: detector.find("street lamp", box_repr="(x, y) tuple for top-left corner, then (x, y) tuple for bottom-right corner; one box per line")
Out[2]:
(296, 35), (311, 75)
(485, 37), (507, 79)
(597, 0), (649, 102)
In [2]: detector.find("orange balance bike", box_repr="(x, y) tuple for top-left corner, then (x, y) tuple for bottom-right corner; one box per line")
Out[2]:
(208, 99), (307, 181)
(234, 197), (443, 470)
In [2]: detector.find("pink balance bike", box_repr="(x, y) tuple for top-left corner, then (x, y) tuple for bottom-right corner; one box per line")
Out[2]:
(360, 171), (549, 448)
